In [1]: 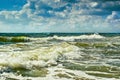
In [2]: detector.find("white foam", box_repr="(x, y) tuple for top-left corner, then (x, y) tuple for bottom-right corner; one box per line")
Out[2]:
(0, 67), (95, 80)
(55, 34), (104, 41)
(0, 42), (80, 69)
(1, 67), (118, 80)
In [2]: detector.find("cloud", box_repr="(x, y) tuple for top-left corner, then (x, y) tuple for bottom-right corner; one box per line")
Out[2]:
(0, 0), (120, 32)
(106, 11), (120, 23)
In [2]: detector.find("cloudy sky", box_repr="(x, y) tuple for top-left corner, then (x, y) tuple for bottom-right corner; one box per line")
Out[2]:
(0, 0), (120, 33)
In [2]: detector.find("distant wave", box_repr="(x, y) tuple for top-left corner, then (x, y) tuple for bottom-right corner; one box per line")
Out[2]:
(0, 36), (30, 42)
(31, 33), (105, 41)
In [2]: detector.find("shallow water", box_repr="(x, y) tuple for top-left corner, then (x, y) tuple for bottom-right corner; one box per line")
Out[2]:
(0, 33), (120, 80)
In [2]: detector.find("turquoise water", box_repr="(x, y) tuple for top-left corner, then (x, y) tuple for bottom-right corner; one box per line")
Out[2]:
(0, 33), (120, 80)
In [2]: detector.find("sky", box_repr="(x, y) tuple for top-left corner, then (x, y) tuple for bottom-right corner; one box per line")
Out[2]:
(0, 0), (120, 33)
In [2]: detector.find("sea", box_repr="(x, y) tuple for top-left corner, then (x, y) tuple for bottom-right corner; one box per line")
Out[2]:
(0, 33), (120, 80)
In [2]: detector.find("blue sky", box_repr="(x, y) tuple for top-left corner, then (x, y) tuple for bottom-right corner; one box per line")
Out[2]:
(0, 0), (26, 11)
(0, 0), (120, 33)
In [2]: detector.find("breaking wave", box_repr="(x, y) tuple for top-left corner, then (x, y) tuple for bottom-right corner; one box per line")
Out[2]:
(52, 33), (105, 41)
(31, 33), (105, 42)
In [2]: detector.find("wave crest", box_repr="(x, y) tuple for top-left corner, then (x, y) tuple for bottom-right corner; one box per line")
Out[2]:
(49, 34), (105, 41)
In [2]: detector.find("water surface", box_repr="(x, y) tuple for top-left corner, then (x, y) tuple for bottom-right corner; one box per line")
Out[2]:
(0, 33), (120, 80)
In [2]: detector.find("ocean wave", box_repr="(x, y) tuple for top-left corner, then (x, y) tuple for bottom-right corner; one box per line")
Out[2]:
(0, 42), (79, 71)
(0, 34), (120, 80)
(0, 36), (30, 42)
(30, 33), (105, 42)
(0, 42), (88, 79)
(51, 34), (105, 41)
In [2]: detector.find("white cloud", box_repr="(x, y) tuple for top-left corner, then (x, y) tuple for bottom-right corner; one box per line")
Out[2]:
(106, 11), (120, 23)
(0, 0), (120, 32)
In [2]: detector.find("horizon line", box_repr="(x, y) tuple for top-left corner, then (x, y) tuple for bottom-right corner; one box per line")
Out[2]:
(0, 32), (120, 34)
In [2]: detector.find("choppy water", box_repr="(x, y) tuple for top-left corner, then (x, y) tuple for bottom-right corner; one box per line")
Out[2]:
(0, 33), (120, 80)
